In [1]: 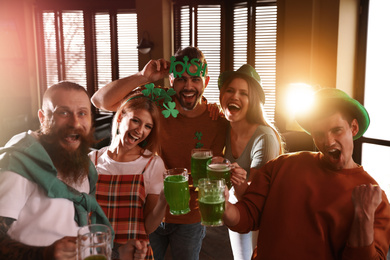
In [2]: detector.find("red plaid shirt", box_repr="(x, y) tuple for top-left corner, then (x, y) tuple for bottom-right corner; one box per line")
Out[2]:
(96, 157), (154, 259)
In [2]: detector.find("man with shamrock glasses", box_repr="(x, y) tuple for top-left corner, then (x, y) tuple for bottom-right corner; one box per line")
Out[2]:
(92, 47), (229, 260)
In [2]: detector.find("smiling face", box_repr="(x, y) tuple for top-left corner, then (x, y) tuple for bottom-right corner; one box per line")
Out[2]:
(39, 88), (92, 152)
(170, 64), (209, 111)
(117, 109), (154, 151)
(311, 112), (359, 170)
(220, 78), (250, 123)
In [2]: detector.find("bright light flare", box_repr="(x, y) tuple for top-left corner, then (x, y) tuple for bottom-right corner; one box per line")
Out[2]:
(285, 83), (315, 117)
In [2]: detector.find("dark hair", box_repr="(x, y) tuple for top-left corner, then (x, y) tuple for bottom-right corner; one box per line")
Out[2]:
(174, 46), (208, 76)
(110, 91), (161, 157)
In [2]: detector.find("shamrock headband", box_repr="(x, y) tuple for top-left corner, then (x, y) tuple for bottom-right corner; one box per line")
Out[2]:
(126, 83), (179, 119)
(169, 55), (207, 78)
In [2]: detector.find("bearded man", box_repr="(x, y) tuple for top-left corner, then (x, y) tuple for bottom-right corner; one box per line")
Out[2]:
(0, 81), (146, 260)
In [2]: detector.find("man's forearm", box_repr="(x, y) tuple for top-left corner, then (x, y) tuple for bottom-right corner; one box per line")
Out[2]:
(223, 202), (240, 227)
(347, 184), (382, 248)
(0, 216), (50, 260)
(347, 210), (375, 247)
(91, 72), (149, 111)
(0, 236), (50, 260)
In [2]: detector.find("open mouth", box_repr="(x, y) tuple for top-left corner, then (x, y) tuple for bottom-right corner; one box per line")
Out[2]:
(181, 91), (197, 101)
(127, 132), (140, 143)
(227, 103), (241, 113)
(64, 133), (80, 143)
(328, 148), (341, 160)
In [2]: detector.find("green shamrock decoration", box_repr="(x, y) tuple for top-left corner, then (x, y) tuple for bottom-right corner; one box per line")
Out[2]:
(195, 142), (204, 148)
(162, 102), (179, 118)
(139, 83), (179, 119)
(142, 83), (161, 100)
(159, 88), (176, 103)
(194, 132), (203, 140)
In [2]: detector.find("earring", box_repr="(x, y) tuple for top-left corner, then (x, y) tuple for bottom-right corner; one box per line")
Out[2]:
(116, 114), (122, 135)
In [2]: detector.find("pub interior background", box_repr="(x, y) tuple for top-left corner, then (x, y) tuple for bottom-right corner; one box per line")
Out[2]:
(0, 2), (389, 256)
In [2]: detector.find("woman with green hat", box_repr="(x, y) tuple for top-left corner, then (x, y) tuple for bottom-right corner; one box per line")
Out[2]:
(218, 64), (284, 260)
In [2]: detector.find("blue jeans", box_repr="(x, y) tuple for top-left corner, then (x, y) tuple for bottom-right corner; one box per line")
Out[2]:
(149, 222), (206, 260)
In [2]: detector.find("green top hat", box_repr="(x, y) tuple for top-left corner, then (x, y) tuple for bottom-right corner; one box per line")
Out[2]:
(218, 64), (265, 104)
(295, 88), (370, 140)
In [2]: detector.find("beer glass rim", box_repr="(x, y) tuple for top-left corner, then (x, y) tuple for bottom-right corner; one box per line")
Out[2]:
(78, 224), (112, 237)
(191, 148), (213, 156)
(198, 178), (226, 187)
(164, 168), (188, 177)
(206, 156), (231, 168)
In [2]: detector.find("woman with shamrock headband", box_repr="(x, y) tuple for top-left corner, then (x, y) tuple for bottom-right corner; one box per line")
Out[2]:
(89, 88), (167, 259)
(218, 64), (284, 260)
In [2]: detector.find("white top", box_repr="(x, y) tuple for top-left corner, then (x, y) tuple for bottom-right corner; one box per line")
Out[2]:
(0, 170), (90, 246)
(88, 147), (165, 196)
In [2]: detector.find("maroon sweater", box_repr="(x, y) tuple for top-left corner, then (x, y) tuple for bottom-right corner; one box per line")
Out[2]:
(230, 152), (390, 260)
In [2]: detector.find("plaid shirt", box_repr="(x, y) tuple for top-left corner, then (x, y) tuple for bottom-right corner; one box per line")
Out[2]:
(96, 157), (154, 259)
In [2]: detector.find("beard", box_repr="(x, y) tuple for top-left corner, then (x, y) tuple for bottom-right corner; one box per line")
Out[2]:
(39, 125), (95, 186)
(177, 90), (202, 111)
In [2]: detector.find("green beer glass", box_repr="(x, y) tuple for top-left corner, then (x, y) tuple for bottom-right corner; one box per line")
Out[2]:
(191, 148), (213, 187)
(198, 178), (226, 226)
(206, 156), (233, 189)
(77, 224), (112, 260)
(164, 168), (191, 215)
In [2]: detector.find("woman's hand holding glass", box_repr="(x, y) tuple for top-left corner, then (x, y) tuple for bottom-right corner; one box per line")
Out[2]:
(230, 163), (248, 200)
(230, 162), (247, 186)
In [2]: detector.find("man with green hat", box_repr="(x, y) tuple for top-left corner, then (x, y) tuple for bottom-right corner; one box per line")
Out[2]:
(223, 88), (390, 259)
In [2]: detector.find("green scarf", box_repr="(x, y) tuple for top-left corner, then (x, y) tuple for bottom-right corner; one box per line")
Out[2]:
(0, 132), (113, 235)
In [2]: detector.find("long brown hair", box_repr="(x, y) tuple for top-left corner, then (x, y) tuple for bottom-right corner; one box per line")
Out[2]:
(220, 75), (285, 154)
(110, 91), (161, 157)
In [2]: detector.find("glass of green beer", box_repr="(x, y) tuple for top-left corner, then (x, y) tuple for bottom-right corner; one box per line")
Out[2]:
(77, 224), (112, 260)
(198, 178), (226, 226)
(191, 148), (213, 187)
(206, 156), (233, 189)
(164, 168), (191, 215)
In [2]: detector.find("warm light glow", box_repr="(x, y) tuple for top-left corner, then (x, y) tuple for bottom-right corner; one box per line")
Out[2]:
(285, 83), (315, 116)
(138, 47), (151, 54)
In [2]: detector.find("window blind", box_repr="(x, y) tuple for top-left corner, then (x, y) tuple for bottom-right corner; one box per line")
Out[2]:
(42, 12), (58, 87)
(180, 6), (191, 47)
(233, 2), (248, 70)
(117, 13), (138, 79)
(197, 5), (221, 105)
(254, 3), (277, 123)
(174, 1), (277, 122)
(95, 12), (112, 90)
(39, 7), (138, 106)
(62, 11), (87, 88)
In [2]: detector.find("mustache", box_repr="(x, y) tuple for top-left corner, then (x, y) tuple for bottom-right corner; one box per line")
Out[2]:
(38, 125), (96, 186)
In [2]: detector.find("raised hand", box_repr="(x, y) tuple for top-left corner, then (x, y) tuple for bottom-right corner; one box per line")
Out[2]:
(140, 59), (170, 83)
(352, 183), (382, 219)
